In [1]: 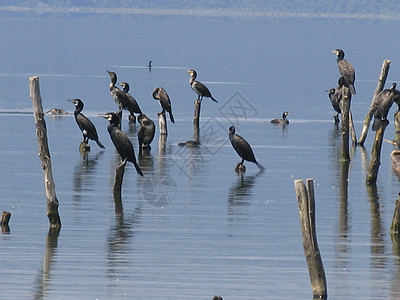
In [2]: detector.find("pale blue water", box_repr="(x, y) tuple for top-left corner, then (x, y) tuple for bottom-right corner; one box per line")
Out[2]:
(1, 11), (400, 300)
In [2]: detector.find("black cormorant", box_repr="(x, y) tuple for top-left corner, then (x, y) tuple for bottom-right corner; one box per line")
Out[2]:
(187, 69), (218, 102)
(326, 87), (342, 123)
(332, 49), (356, 94)
(99, 112), (143, 176)
(229, 126), (264, 170)
(372, 82), (400, 131)
(152, 87), (175, 123)
(270, 112), (290, 125)
(68, 99), (105, 149)
(119, 82), (142, 123)
(137, 114), (155, 149)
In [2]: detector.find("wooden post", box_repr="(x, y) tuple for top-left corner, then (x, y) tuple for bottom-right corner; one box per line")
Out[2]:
(358, 59), (391, 146)
(391, 195), (400, 234)
(366, 120), (388, 184)
(395, 111), (400, 141)
(29, 76), (61, 229)
(1, 211), (11, 234)
(158, 111), (167, 136)
(113, 163), (126, 201)
(349, 110), (357, 145)
(294, 179), (327, 299)
(341, 86), (351, 161)
(194, 99), (201, 124)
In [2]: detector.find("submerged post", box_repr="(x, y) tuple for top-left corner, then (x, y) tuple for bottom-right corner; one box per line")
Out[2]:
(1, 211), (11, 234)
(358, 59), (391, 146)
(341, 86), (351, 161)
(158, 111), (167, 136)
(391, 194), (400, 234)
(366, 121), (388, 184)
(194, 99), (201, 124)
(294, 178), (327, 299)
(29, 76), (61, 228)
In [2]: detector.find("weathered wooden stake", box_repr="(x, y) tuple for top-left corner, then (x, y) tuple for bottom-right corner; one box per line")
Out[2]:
(349, 110), (357, 145)
(1, 211), (11, 234)
(366, 120), (388, 184)
(158, 111), (167, 136)
(395, 111), (400, 141)
(358, 59), (391, 146)
(194, 99), (201, 124)
(294, 178), (327, 299)
(391, 194), (400, 234)
(340, 86), (351, 161)
(113, 162), (126, 200)
(29, 76), (61, 228)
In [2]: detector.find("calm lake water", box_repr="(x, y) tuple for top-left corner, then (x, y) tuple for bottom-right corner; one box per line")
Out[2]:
(2, 11), (400, 299)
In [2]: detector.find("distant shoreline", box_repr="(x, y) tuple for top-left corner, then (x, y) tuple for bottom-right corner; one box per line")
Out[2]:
(1, 5), (400, 20)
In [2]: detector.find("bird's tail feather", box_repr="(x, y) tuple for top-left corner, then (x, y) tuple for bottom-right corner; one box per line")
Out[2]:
(256, 161), (265, 171)
(133, 162), (144, 176)
(211, 96), (218, 103)
(96, 140), (105, 149)
(349, 84), (356, 95)
(170, 112), (175, 123)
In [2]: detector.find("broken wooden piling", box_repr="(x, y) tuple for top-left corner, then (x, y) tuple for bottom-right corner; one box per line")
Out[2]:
(29, 76), (61, 229)
(358, 59), (391, 146)
(340, 86), (352, 161)
(1, 211), (11, 234)
(194, 99), (201, 124)
(366, 121), (388, 184)
(294, 178), (327, 299)
(391, 194), (400, 234)
(158, 111), (167, 136)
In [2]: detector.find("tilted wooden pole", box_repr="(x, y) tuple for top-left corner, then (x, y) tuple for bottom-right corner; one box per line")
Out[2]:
(358, 59), (391, 146)
(294, 178), (327, 299)
(29, 76), (61, 228)
(366, 121), (388, 184)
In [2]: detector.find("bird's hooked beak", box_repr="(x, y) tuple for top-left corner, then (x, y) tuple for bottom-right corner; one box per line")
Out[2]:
(99, 113), (110, 120)
(67, 99), (77, 105)
(331, 50), (338, 55)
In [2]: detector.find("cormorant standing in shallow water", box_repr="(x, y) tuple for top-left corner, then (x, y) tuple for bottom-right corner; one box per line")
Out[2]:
(332, 49), (356, 94)
(187, 69), (218, 102)
(137, 114), (155, 150)
(119, 82), (142, 123)
(372, 82), (400, 131)
(152, 87), (175, 123)
(68, 99), (105, 149)
(100, 112), (143, 176)
(229, 126), (264, 171)
(271, 112), (290, 125)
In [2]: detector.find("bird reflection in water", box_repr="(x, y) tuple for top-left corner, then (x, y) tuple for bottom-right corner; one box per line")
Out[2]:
(227, 170), (264, 217)
(73, 151), (104, 205)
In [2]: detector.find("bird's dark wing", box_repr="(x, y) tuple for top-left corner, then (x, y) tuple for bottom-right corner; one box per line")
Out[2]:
(192, 80), (212, 98)
(76, 113), (99, 140)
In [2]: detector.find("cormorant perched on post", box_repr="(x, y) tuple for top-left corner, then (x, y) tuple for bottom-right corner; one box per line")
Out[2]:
(187, 69), (218, 102)
(152, 87), (175, 123)
(228, 126), (264, 171)
(332, 49), (356, 94)
(372, 82), (400, 131)
(68, 99), (105, 149)
(99, 112), (143, 176)
(270, 112), (290, 125)
(137, 114), (155, 150)
(326, 87), (342, 123)
(119, 82), (142, 123)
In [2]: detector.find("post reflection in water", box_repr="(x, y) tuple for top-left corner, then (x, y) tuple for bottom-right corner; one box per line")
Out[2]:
(366, 184), (388, 294)
(33, 228), (61, 300)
